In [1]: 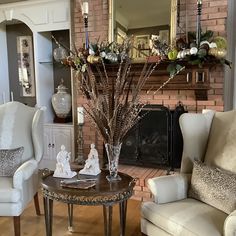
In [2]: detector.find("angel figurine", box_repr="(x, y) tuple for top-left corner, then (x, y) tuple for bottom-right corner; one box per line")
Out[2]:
(53, 145), (77, 178)
(79, 143), (101, 176)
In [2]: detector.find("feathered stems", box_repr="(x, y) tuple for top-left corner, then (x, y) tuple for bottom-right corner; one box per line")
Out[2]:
(52, 36), (184, 146)
(77, 53), (183, 147)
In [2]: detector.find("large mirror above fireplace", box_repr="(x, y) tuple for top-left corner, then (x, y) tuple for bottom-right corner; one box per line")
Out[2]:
(108, 0), (178, 59)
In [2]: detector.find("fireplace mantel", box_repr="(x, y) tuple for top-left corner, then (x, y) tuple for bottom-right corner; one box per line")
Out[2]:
(130, 62), (211, 100)
(92, 60), (223, 101)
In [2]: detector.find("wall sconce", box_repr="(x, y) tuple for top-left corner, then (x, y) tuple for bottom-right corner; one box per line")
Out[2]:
(75, 106), (85, 164)
(81, 0), (89, 49)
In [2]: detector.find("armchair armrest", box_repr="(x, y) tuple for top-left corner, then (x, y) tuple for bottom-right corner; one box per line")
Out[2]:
(224, 210), (236, 236)
(148, 174), (191, 204)
(13, 159), (38, 189)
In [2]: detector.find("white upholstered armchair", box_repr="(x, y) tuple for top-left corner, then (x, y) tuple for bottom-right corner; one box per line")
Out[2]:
(141, 110), (236, 236)
(0, 102), (44, 236)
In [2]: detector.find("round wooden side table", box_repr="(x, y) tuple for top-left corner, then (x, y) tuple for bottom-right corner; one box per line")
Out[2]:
(41, 170), (136, 236)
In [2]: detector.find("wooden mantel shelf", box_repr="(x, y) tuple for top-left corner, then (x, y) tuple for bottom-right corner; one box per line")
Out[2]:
(92, 60), (223, 101)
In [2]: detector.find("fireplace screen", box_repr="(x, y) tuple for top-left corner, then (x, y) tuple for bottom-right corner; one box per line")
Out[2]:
(119, 104), (186, 169)
(120, 105), (171, 167)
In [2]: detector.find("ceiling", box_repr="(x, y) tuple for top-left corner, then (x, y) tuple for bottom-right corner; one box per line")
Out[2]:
(115, 0), (172, 29)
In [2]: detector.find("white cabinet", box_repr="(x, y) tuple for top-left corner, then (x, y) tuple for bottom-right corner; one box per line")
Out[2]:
(39, 123), (74, 170)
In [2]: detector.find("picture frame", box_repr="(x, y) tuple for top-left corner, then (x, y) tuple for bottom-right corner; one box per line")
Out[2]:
(133, 35), (150, 59)
(17, 35), (36, 97)
(159, 30), (169, 44)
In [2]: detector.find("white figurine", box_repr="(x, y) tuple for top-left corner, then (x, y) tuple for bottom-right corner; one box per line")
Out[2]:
(79, 143), (101, 176)
(53, 145), (77, 178)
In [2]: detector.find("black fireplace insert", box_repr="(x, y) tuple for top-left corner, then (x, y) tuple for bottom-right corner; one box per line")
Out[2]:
(118, 104), (187, 169)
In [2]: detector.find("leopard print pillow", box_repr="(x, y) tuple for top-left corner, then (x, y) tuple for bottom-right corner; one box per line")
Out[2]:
(0, 147), (24, 176)
(188, 160), (236, 214)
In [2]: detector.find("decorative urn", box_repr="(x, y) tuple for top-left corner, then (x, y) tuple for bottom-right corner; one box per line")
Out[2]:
(52, 79), (72, 118)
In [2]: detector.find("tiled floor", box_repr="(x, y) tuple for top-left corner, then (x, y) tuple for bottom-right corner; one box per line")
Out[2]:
(119, 165), (170, 201)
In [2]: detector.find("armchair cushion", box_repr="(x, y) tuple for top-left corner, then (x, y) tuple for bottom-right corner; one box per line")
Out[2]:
(204, 110), (236, 173)
(0, 147), (24, 176)
(0, 102), (36, 163)
(0, 177), (21, 203)
(179, 110), (215, 174)
(189, 160), (236, 214)
(141, 198), (227, 236)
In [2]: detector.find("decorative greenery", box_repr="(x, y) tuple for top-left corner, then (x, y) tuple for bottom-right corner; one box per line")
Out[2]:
(167, 63), (185, 78)
(150, 30), (231, 76)
(187, 30), (213, 43)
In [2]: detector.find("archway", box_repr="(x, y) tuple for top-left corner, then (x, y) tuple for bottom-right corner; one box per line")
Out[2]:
(2, 20), (36, 106)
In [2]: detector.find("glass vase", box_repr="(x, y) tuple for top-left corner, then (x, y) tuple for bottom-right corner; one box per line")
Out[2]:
(105, 143), (122, 182)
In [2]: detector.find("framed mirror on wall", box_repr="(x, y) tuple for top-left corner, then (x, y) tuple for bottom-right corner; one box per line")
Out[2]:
(108, 0), (178, 60)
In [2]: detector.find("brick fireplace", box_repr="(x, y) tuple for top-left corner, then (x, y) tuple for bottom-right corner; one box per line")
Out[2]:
(77, 63), (224, 159)
(71, 0), (227, 200)
(72, 0), (226, 157)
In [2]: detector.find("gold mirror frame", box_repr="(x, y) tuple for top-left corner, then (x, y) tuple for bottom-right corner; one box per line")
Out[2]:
(108, 0), (177, 45)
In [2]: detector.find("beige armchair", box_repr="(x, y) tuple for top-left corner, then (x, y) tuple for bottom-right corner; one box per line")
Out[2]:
(141, 110), (236, 236)
(0, 101), (44, 236)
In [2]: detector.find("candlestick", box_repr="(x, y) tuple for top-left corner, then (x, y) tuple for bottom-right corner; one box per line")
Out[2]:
(82, 2), (89, 15)
(196, 0), (202, 48)
(77, 107), (84, 124)
(81, 1), (89, 49)
(75, 106), (85, 164)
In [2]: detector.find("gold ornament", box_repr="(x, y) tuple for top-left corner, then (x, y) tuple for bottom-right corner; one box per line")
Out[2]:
(208, 48), (226, 59)
(87, 55), (101, 64)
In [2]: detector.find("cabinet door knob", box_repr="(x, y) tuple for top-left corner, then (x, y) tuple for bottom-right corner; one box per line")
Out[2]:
(48, 143), (51, 148)
(52, 143), (55, 148)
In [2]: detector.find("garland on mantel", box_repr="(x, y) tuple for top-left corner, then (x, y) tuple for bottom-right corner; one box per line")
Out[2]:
(149, 30), (231, 76)
(54, 31), (231, 80)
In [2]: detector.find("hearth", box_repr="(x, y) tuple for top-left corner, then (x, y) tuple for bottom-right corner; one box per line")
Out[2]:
(119, 103), (186, 169)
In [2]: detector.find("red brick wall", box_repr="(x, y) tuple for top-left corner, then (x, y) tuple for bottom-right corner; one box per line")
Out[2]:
(72, 0), (228, 158)
(179, 0), (227, 37)
(73, 0), (109, 157)
(73, 0), (108, 48)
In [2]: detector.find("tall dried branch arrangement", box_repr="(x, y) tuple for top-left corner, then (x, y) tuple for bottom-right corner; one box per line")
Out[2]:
(79, 61), (156, 146)
(53, 36), (185, 146)
(76, 41), (184, 146)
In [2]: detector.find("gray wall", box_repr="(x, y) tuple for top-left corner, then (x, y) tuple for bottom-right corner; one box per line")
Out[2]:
(6, 26), (71, 109)
(6, 23), (36, 106)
